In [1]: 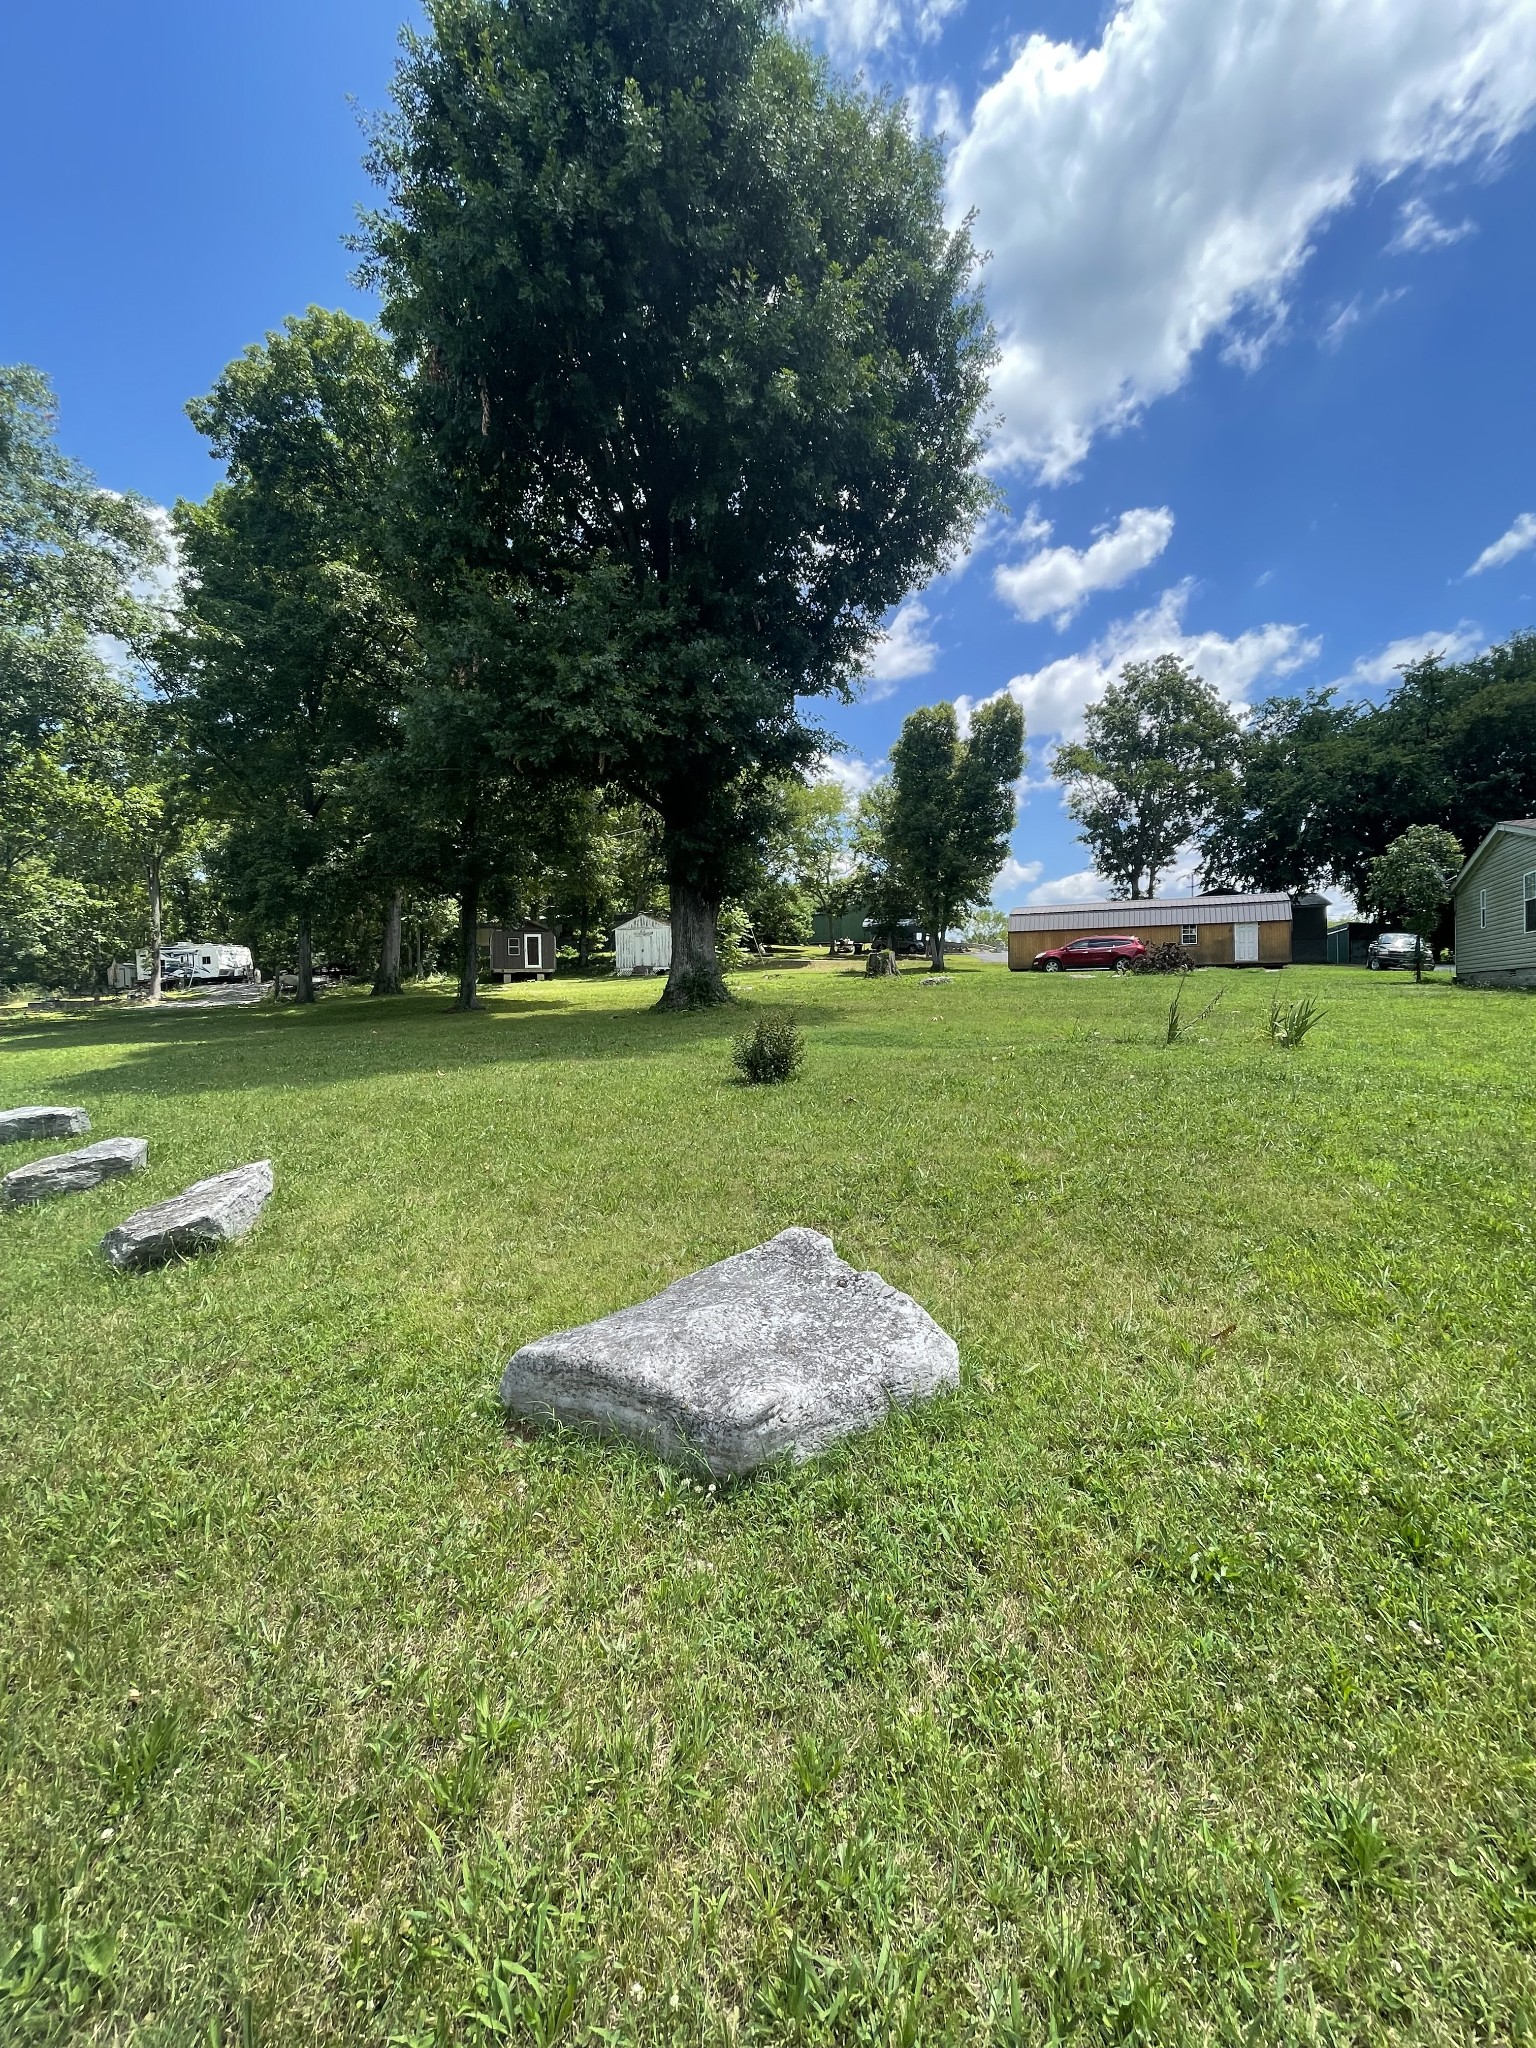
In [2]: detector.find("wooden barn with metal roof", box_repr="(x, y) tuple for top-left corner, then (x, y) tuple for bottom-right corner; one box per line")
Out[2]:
(1007, 892), (1314, 970)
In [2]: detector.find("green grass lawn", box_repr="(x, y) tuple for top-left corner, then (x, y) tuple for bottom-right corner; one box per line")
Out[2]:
(2, 962), (1534, 2045)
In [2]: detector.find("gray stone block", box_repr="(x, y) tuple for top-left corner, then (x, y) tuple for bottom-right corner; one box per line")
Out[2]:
(500, 1226), (959, 1476)
(100, 1161), (274, 1272)
(3, 1137), (148, 1205)
(0, 1106), (91, 1145)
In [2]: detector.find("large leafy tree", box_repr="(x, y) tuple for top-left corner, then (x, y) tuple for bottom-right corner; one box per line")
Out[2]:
(0, 364), (165, 986)
(1199, 690), (1358, 894)
(884, 696), (1024, 969)
(168, 310), (415, 1002)
(1199, 635), (1536, 903)
(361, 0), (995, 1007)
(1053, 655), (1242, 899)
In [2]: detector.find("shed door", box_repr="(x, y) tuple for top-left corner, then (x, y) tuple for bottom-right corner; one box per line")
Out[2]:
(525, 933), (541, 969)
(1233, 922), (1259, 963)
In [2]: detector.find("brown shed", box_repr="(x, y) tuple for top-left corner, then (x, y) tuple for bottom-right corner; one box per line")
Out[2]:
(477, 921), (557, 983)
(1007, 893), (1295, 970)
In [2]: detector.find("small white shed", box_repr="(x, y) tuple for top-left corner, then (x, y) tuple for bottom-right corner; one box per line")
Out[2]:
(615, 914), (672, 977)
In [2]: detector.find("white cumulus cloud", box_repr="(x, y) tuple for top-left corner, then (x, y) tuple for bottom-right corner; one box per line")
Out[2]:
(1338, 623), (1483, 689)
(860, 599), (939, 697)
(791, 0), (961, 63)
(993, 855), (1044, 895)
(1466, 513), (1536, 577)
(961, 581), (1319, 740)
(1023, 865), (1109, 906)
(812, 753), (883, 798)
(994, 506), (1174, 627)
(947, 0), (1536, 479)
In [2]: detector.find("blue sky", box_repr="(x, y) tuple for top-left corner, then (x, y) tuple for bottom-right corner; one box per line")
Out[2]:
(4, 0), (1535, 908)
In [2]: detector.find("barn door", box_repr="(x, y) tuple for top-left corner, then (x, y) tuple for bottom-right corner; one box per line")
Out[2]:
(1233, 922), (1259, 963)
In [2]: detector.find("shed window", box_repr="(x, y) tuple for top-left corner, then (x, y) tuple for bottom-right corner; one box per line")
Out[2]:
(1526, 871), (1536, 935)
(1479, 887), (1487, 930)
(1180, 925), (1198, 946)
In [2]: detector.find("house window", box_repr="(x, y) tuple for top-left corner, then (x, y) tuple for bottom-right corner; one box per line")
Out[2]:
(1525, 871), (1536, 935)
(1180, 925), (1198, 946)
(1480, 887), (1487, 930)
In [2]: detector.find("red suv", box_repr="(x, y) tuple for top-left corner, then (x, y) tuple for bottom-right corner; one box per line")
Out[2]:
(1032, 935), (1147, 973)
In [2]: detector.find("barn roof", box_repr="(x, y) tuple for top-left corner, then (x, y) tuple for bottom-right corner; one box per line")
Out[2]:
(1008, 893), (1293, 933)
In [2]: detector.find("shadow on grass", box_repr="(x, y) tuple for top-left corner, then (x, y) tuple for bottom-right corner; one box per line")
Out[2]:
(0, 986), (861, 1098)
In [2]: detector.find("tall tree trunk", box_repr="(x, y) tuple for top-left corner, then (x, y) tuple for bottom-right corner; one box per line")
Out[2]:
(374, 889), (404, 996)
(657, 875), (729, 1010)
(929, 912), (946, 972)
(146, 853), (163, 1001)
(296, 914), (316, 1004)
(578, 902), (591, 970)
(455, 879), (482, 1010)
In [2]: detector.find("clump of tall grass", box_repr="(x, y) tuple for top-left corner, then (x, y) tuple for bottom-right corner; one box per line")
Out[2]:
(1163, 970), (1225, 1046)
(1269, 992), (1324, 1047)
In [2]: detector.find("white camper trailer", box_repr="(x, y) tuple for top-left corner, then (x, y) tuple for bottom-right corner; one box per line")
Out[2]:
(160, 941), (256, 986)
(614, 914), (672, 977)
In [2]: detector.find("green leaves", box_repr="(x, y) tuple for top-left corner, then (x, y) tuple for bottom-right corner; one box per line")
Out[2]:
(883, 695), (1024, 964)
(1053, 653), (1242, 899)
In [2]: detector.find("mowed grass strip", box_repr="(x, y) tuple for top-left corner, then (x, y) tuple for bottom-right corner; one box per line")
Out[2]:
(1, 963), (1533, 2045)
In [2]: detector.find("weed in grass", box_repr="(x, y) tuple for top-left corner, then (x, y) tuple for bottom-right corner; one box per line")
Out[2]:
(1269, 992), (1324, 1047)
(1307, 1792), (1403, 1893)
(730, 1010), (805, 1084)
(1162, 970), (1225, 1044)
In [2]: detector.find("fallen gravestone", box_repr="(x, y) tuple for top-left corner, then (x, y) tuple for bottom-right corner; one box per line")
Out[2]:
(100, 1161), (274, 1272)
(500, 1226), (958, 1476)
(0, 1106), (91, 1145)
(3, 1137), (148, 1206)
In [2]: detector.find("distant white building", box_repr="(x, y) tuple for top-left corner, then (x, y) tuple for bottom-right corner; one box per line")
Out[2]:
(160, 942), (256, 985)
(614, 914), (671, 977)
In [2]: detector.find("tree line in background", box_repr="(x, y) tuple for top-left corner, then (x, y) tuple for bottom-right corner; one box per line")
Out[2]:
(1050, 643), (1536, 933)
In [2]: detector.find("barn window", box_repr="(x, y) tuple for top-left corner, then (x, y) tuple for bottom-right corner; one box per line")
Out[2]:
(1180, 925), (1198, 946)
(1480, 887), (1487, 930)
(1525, 871), (1536, 934)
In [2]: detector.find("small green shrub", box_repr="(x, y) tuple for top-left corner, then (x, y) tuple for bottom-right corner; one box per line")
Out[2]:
(1132, 942), (1189, 974)
(1269, 993), (1323, 1047)
(731, 1012), (804, 1085)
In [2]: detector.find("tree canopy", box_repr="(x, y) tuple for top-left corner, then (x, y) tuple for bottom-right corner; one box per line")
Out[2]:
(1366, 824), (1463, 979)
(885, 696), (1024, 968)
(1053, 655), (1241, 899)
(168, 310), (416, 1000)
(361, 0), (996, 1004)
(0, 364), (167, 986)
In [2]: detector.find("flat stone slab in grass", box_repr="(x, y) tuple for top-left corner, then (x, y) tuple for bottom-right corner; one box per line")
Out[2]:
(100, 1161), (274, 1272)
(500, 1226), (959, 1477)
(3, 1137), (148, 1205)
(0, 1106), (91, 1145)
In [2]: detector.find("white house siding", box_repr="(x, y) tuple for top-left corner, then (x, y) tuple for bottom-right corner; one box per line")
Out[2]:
(1454, 824), (1536, 987)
